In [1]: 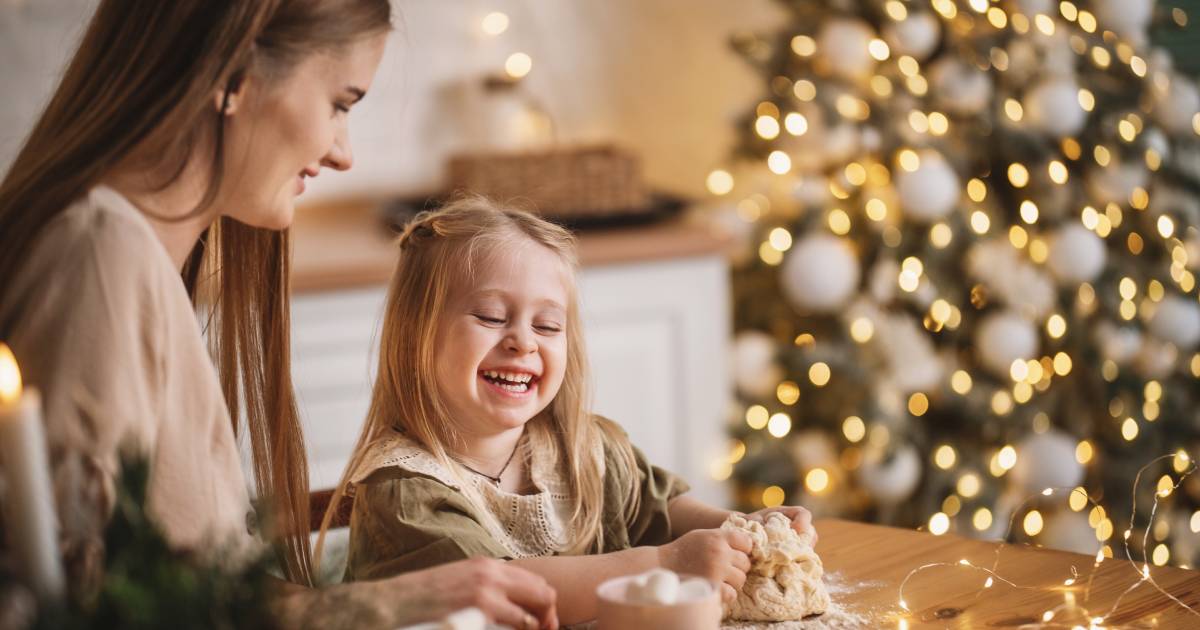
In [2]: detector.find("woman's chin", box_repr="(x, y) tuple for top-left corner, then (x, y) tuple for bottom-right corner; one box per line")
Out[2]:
(229, 199), (295, 231)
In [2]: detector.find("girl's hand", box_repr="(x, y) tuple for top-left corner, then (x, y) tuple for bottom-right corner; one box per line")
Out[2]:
(744, 505), (818, 544)
(657, 528), (752, 603)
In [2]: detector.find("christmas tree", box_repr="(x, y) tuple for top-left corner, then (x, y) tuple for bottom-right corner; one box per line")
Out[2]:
(712, 0), (1200, 568)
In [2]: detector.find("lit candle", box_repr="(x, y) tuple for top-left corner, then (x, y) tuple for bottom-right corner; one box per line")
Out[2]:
(0, 343), (63, 600)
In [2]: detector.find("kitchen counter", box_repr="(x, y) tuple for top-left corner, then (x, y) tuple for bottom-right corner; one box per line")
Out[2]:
(290, 198), (732, 293)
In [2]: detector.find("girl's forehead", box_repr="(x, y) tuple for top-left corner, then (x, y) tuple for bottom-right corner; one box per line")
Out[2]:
(452, 239), (574, 305)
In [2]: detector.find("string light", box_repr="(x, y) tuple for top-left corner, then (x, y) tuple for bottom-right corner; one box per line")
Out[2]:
(481, 11), (510, 35)
(755, 115), (780, 139)
(768, 227), (793, 252)
(957, 473), (981, 498)
(808, 362), (831, 387)
(842, 416), (866, 443)
(908, 392), (929, 417)
(705, 169), (734, 195)
(849, 317), (875, 343)
(1008, 163), (1030, 187)
(776, 380), (800, 405)
(784, 112), (808, 135)
(951, 370), (973, 394)
(504, 52), (532, 78)
(805, 468), (830, 493)
(767, 150), (791, 174)
(934, 445), (956, 470)
(899, 455), (1200, 627)
(790, 35), (816, 56)
(762, 485), (785, 507)
(767, 412), (792, 438)
(745, 405), (769, 430)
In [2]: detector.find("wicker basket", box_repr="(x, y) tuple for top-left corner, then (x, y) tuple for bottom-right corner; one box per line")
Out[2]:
(446, 145), (650, 220)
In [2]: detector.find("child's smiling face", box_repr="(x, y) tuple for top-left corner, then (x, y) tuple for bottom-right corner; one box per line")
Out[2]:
(435, 238), (571, 436)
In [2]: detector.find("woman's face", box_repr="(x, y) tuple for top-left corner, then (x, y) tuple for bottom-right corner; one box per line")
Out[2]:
(219, 33), (387, 229)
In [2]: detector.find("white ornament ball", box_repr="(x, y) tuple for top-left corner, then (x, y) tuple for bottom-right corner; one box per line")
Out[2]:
(1153, 75), (1200, 135)
(1085, 161), (1149, 206)
(857, 443), (922, 504)
(930, 58), (993, 115)
(823, 124), (861, 166)
(879, 314), (944, 393)
(1092, 0), (1155, 43)
(781, 234), (861, 313)
(1136, 337), (1178, 379)
(1010, 430), (1085, 494)
(1047, 224), (1107, 285)
(1149, 296), (1200, 349)
(895, 150), (961, 222)
(792, 176), (833, 207)
(1144, 128), (1172, 162)
(1041, 511), (1101, 555)
(1013, 0), (1055, 16)
(789, 430), (840, 469)
(1040, 32), (1078, 78)
(976, 311), (1039, 377)
(733, 331), (784, 398)
(1095, 322), (1144, 365)
(817, 19), (878, 80)
(1024, 77), (1088, 137)
(869, 258), (901, 304)
(882, 12), (941, 60)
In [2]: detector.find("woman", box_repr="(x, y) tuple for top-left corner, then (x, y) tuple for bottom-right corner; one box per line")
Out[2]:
(0, 2), (556, 629)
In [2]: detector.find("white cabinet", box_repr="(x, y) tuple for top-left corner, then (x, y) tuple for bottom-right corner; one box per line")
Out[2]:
(290, 253), (731, 507)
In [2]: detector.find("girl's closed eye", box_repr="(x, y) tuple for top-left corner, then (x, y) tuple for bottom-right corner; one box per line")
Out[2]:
(473, 312), (506, 325)
(534, 321), (562, 334)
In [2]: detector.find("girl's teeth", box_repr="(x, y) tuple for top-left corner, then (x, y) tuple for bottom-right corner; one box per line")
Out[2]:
(483, 370), (533, 384)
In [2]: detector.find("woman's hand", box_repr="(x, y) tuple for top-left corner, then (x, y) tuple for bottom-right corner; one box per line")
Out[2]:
(744, 505), (817, 544)
(385, 557), (559, 630)
(657, 528), (752, 603)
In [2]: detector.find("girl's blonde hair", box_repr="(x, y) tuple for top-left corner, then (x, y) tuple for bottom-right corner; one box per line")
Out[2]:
(317, 196), (639, 564)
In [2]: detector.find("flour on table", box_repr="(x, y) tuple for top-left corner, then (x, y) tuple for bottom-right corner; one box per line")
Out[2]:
(723, 572), (884, 629)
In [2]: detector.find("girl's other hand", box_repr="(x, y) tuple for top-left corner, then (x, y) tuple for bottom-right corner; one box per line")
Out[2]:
(657, 528), (752, 603)
(744, 506), (817, 544)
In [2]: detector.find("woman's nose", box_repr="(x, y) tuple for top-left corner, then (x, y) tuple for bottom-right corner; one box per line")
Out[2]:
(321, 129), (354, 171)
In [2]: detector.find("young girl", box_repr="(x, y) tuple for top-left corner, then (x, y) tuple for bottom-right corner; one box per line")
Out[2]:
(323, 197), (816, 625)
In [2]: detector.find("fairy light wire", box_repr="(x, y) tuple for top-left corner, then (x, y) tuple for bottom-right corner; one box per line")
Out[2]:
(896, 453), (1200, 626)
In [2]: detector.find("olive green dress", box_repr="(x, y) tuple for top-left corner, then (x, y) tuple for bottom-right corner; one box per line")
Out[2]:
(344, 418), (689, 581)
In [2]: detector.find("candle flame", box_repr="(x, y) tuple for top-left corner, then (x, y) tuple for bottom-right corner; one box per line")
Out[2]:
(0, 343), (21, 403)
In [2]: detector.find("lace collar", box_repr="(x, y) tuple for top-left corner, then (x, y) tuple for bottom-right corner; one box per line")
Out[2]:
(350, 428), (574, 558)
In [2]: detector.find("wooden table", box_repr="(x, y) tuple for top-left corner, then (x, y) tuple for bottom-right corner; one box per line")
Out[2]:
(804, 518), (1200, 629)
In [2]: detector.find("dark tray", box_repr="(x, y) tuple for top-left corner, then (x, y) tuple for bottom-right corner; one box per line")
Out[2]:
(379, 192), (688, 233)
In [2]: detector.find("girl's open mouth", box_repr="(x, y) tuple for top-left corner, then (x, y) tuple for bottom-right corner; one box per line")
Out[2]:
(479, 370), (540, 396)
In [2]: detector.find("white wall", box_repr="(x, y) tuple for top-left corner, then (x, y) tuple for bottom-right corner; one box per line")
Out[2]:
(0, 0), (782, 201)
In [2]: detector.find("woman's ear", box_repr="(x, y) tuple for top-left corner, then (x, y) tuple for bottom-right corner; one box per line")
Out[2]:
(214, 71), (250, 116)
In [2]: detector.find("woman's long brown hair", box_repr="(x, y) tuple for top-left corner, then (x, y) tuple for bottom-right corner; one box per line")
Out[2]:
(0, 0), (390, 587)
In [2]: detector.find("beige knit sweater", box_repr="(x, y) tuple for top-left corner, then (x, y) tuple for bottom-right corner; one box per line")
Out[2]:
(0, 186), (256, 574)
